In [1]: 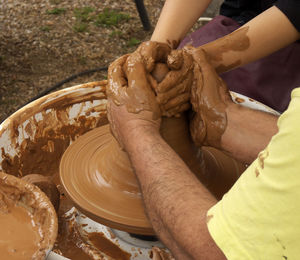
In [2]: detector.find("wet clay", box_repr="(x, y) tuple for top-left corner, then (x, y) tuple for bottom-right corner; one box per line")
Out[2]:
(1, 81), (108, 181)
(108, 54), (161, 120)
(0, 79), (245, 258)
(0, 82), (109, 260)
(88, 232), (131, 260)
(200, 26), (250, 73)
(187, 48), (232, 148)
(0, 172), (57, 260)
(151, 63), (170, 84)
(108, 46), (194, 119)
(154, 53), (194, 117)
(53, 208), (131, 260)
(60, 57), (245, 235)
(150, 247), (174, 260)
(60, 109), (245, 233)
(201, 147), (246, 199)
(53, 213), (94, 260)
(22, 174), (60, 212)
(60, 114), (207, 234)
(0, 198), (41, 260)
(60, 124), (154, 234)
(107, 41), (172, 120)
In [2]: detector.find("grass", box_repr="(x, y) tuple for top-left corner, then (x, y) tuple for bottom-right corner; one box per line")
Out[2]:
(50, 0), (62, 4)
(74, 7), (95, 22)
(72, 7), (95, 33)
(46, 8), (66, 15)
(70, 7), (131, 33)
(78, 56), (88, 65)
(71, 7), (130, 34)
(73, 22), (88, 32)
(109, 30), (123, 38)
(95, 8), (130, 27)
(40, 26), (51, 32)
(127, 37), (141, 47)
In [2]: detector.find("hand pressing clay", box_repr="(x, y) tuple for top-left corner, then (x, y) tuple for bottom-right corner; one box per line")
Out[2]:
(22, 174), (60, 212)
(154, 50), (194, 117)
(108, 41), (194, 118)
(107, 41), (172, 120)
(185, 47), (233, 148)
(151, 62), (169, 83)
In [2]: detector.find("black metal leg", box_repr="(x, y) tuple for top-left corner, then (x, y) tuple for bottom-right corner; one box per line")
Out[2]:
(133, 0), (151, 31)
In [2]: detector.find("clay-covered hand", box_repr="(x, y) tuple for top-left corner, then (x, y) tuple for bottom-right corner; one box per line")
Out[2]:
(107, 41), (171, 114)
(107, 52), (161, 148)
(153, 49), (194, 117)
(185, 47), (233, 148)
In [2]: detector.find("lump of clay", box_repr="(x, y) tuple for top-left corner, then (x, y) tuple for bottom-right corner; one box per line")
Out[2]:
(151, 63), (169, 83)
(22, 174), (60, 212)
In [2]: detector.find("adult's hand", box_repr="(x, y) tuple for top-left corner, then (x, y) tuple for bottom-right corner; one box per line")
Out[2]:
(186, 47), (233, 148)
(108, 40), (195, 119)
(107, 50), (161, 149)
(154, 49), (194, 117)
(125, 41), (195, 118)
(107, 41), (170, 115)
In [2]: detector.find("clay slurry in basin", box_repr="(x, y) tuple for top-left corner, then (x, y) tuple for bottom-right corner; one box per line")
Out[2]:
(0, 171), (57, 260)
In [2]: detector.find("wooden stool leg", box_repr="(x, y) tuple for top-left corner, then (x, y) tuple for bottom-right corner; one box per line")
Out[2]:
(133, 0), (151, 31)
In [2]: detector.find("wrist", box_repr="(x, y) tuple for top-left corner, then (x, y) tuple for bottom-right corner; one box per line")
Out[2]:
(123, 122), (161, 150)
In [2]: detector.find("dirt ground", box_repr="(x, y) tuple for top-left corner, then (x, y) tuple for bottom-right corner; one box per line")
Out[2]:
(0, 0), (220, 123)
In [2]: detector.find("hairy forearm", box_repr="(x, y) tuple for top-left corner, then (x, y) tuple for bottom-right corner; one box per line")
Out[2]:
(221, 103), (279, 164)
(201, 6), (300, 73)
(124, 126), (225, 259)
(151, 0), (212, 46)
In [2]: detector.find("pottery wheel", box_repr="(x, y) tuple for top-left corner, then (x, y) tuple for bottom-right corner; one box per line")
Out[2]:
(60, 124), (154, 235)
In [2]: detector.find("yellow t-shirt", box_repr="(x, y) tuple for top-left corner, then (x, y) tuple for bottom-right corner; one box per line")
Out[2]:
(207, 88), (300, 260)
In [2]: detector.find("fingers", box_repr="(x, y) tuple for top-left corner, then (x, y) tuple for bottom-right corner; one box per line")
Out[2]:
(190, 62), (203, 109)
(122, 51), (161, 117)
(159, 92), (190, 117)
(151, 63), (169, 84)
(162, 92), (190, 111)
(107, 54), (129, 102)
(187, 47), (230, 148)
(187, 47), (221, 84)
(190, 112), (206, 146)
(162, 103), (191, 118)
(167, 50), (183, 70)
(157, 51), (193, 93)
(147, 74), (158, 93)
(156, 74), (193, 105)
(137, 41), (171, 71)
(151, 49), (193, 117)
(124, 51), (149, 89)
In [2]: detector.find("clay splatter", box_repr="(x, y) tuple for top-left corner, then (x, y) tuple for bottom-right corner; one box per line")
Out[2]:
(206, 214), (214, 224)
(258, 149), (269, 170)
(255, 168), (260, 177)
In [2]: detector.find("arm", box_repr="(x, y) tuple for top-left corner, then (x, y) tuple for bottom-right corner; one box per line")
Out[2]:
(221, 103), (278, 163)
(108, 103), (226, 260)
(188, 48), (278, 164)
(200, 6), (300, 73)
(107, 59), (226, 259)
(151, 0), (212, 46)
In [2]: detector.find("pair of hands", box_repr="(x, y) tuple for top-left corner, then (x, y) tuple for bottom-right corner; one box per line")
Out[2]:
(107, 41), (232, 149)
